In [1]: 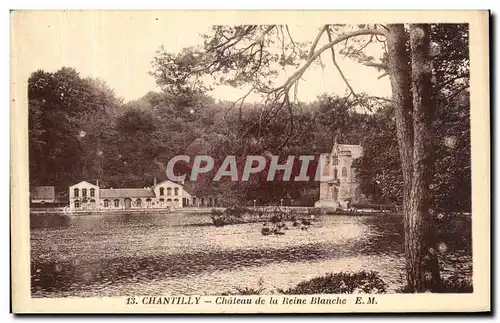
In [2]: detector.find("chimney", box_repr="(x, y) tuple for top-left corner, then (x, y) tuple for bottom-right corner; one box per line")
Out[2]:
(153, 177), (157, 187)
(96, 179), (99, 187)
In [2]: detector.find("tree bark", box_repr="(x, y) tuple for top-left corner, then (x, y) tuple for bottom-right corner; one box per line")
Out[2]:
(408, 24), (441, 292)
(386, 24), (417, 291)
(386, 24), (441, 292)
(386, 24), (413, 197)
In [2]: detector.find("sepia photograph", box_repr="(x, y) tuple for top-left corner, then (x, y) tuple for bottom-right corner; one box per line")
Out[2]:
(10, 10), (490, 313)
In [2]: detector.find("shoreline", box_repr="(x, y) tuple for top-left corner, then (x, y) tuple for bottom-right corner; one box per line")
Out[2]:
(30, 206), (404, 217)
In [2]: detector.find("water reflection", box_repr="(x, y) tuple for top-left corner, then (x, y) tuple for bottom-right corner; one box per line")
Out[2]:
(30, 212), (471, 297)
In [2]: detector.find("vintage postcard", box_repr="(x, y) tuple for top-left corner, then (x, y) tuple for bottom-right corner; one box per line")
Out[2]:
(10, 10), (490, 313)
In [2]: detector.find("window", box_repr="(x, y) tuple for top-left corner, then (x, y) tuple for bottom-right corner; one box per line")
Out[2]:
(74, 200), (80, 208)
(90, 199), (96, 208)
(159, 198), (165, 207)
(136, 199), (142, 207)
(167, 187), (172, 196)
(334, 169), (338, 179)
(333, 156), (338, 165)
(159, 187), (164, 196)
(90, 188), (95, 197)
(174, 187), (179, 196)
(82, 188), (87, 197)
(167, 198), (172, 202)
(342, 167), (348, 177)
(174, 198), (179, 203)
(114, 199), (119, 207)
(74, 188), (79, 198)
(104, 199), (109, 208)
(146, 198), (152, 207)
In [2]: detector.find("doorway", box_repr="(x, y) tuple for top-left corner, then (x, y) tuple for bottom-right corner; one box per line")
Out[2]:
(124, 198), (132, 209)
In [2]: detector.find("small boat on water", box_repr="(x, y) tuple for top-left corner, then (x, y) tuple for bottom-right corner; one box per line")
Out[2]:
(273, 229), (285, 236)
(261, 223), (272, 235)
(261, 222), (286, 236)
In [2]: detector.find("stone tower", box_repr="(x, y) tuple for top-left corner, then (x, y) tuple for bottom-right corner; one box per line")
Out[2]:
(315, 140), (364, 210)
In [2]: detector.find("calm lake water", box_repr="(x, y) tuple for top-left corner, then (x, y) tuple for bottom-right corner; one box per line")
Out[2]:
(30, 212), (472, 297)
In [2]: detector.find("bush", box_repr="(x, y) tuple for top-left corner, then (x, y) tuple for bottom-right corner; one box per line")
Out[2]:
(220, 288), (264, 296)
(395, 276), (473, 293)
(308, 207), (324, 216)
(221, 278), (266, 295)
(440, 276), (473, 293)
(279, 271), (387, 294)
(270, 214), (283, 223)
(210, 208), (224, 216)
(225, 206), (253, 218)
(234, 287), (265, 295)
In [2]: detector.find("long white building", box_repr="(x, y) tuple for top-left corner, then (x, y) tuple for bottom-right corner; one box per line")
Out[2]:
(68, 178), (192, 210)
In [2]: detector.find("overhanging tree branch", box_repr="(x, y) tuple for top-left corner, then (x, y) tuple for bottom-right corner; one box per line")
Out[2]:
(365, 62), (389, 70)
(276, 28), (387, 95)
(326, 27), (360, 101)
(308, 25), (329, 59)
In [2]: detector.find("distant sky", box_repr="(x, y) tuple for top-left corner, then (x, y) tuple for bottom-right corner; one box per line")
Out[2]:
(13, 11), (392, 103)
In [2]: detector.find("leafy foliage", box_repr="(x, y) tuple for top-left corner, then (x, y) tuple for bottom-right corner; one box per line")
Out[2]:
(28, 68), (121, 189)
(396, 275), (473, 293)
(351, 24), (470, 213)
(279, 271), (387, 294)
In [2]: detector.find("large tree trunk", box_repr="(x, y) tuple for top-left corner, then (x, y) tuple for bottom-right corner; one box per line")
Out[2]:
(408, 24), (441, 292)
(386, 24), (441, 292)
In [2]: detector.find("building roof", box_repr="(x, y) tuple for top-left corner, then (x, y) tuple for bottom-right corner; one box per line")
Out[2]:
(30, 186), (55, 200)
(183, 189), (193, 199)
(154, 179), (182, 188)
(70, 181), (98, 188)
(338, 144), (363, 149)
(332, 143), (363, 159)
(99, 188), (156, 199)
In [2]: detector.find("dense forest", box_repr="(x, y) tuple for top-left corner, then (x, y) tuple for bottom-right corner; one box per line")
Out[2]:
(28, 65), (469, 212)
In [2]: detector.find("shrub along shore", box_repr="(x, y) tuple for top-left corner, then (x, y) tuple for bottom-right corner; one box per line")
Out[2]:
(210, 206), (401, 226)
(220, 271), (473, 295)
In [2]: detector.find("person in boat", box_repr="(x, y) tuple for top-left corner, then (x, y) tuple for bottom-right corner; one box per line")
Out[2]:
(277, 221), (288, 230)
(270, 221), (285, 235)
(273, 224), (285, 235)
(299, 217), (312, 230)
(261, 222), (271, 235)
